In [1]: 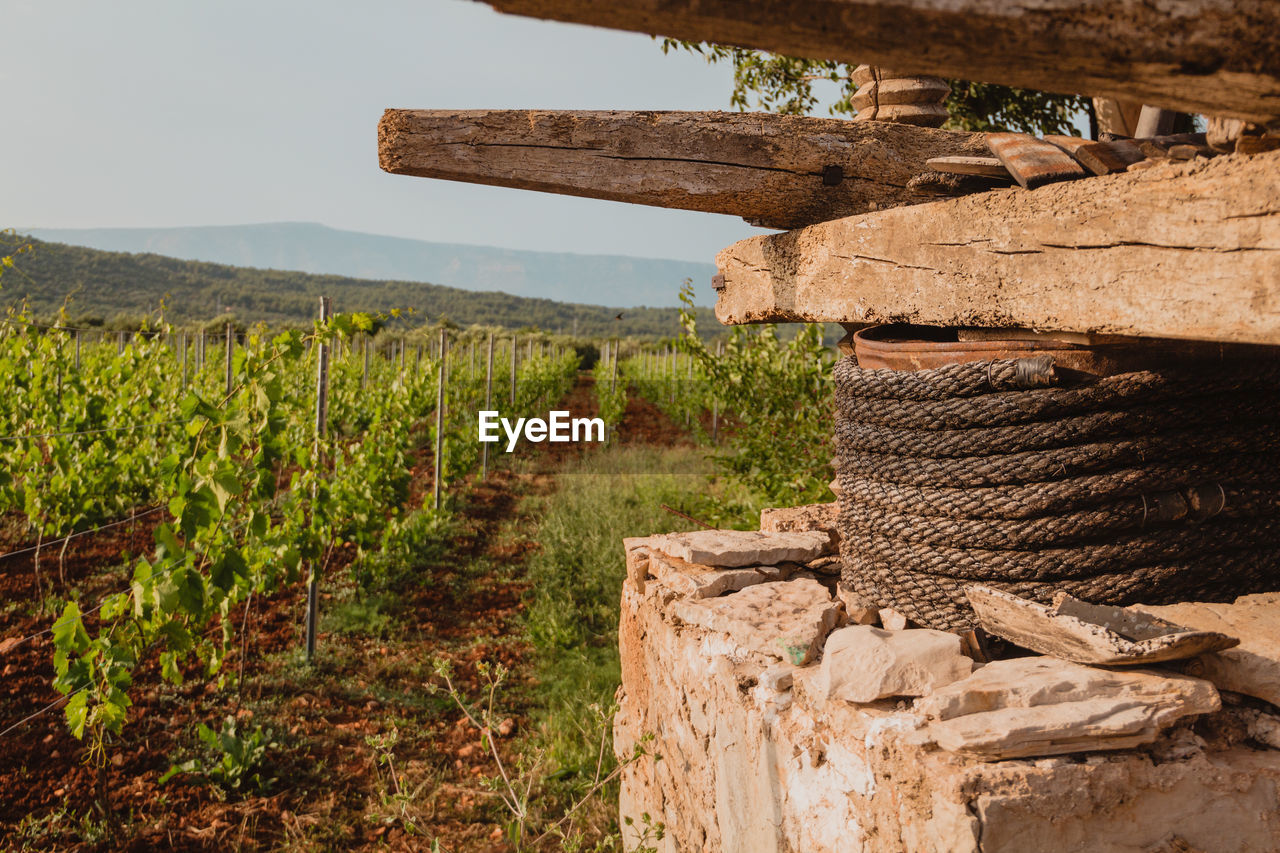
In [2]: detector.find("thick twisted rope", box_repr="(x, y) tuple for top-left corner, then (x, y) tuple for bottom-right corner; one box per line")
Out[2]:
(835, 355), (1280, 630)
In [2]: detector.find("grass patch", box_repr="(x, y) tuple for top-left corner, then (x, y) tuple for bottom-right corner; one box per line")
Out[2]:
(520, 445), (729, 826)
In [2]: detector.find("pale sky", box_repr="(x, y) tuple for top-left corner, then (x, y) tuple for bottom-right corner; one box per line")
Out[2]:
(2, 0), (773, 263)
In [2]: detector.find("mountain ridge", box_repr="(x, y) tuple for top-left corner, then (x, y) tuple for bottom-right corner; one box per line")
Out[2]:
(0, 232), (713, 339)
(21, 222), (719, 309)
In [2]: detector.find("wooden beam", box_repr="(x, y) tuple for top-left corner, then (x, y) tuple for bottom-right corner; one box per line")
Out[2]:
(378, 109), (988, 229)
(714, 151), (1280, 345)
(482, 0), (1280, 129)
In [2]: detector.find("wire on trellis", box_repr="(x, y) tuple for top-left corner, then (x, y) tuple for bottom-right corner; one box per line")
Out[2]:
(0, 506), (165, 562)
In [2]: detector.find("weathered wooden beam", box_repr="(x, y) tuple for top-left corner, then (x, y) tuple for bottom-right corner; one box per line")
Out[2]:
(378, 109), (988, 229)
(482, 0), (1280, 129)
(714, 151), (1280, 345)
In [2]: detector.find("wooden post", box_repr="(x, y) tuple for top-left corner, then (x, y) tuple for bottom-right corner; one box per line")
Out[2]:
(434, 329), (447, 510)
(306, 296), (332, 664)
(483, 331), (494, 480)
(362, 336), (371, 388)
(224, 322), (234, 396)
(180, 331), (187, 386)
(611, 338), (619, 392)
(73, 330), (81, 371)
(510, 334), (518, 408)
(712, 339), (722, 445)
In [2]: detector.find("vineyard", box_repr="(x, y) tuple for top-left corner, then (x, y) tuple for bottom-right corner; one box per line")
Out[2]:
(0, 279), (833, 851)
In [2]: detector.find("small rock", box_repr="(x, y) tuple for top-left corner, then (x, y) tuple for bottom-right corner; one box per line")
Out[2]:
(759, 664), (796, 692)
(649, 548), (794, 600)
(1140, 593), (1280, 707)
(879, 608), (909, 631)
(837, 586), (879, 626)
(497, 718), (515, 737)
(457, 743), (477, 759)
(671, 579), (842, 664)
(759, 504), (839, 552)
(652, 529), (831, 569)
(814, 626), (973, 703)
(917, 657), (1220, 760)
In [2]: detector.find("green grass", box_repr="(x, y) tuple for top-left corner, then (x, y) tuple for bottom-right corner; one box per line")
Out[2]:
(521, 445), (721, 774)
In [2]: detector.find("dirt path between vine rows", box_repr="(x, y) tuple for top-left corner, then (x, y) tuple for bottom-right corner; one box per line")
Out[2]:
(0, 376), (692, 852)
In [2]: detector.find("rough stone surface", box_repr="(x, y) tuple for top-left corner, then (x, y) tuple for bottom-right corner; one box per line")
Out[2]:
(616, 561), (1280, 852)
(879, 607), (909, 631)
(671, 579), (842, 665)
(1141, 593), (1280, 708)
(837, 585), (880, 625)
(651, 528), (831, 568)
(918, 657), (1221, 759)
(759, 503), (840, 553)
(815, 626), (973, 703)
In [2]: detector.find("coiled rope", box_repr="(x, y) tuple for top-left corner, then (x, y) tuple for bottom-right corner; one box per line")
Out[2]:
(835, 356), (1280, 630)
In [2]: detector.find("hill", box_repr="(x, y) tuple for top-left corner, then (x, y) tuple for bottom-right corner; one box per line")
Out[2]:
(0, 233), (713, 339)
(20, 222), (719, 309)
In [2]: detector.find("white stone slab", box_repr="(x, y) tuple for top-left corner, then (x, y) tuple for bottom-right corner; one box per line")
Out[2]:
(653, 529), (831, 568)
(672, 578), (843, 664)
(815, 626), (973, 703)
(917, 657), (1220, 759)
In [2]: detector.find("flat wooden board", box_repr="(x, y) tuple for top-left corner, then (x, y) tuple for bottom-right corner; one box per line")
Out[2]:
(378, 109), (988, 229)
(713, 150), (1280, 345)
(986, 133), (1087, 189)
(484, 0), (1280, 128)
(925, 156), (1010, 179)
(1077, 140), (1144, 175)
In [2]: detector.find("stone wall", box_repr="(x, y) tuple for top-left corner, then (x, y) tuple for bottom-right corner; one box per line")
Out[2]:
(613, 516), (1280, 852)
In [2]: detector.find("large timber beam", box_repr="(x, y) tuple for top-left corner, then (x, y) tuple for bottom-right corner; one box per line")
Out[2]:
(714, 151), (1280, 345)
(378, 109), (988, 229)
(482, 0), (1280, 129)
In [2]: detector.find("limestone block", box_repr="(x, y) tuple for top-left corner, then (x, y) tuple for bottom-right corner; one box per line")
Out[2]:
(918, 657), (1221, 759)
(1139, 593), (1280, 708)
(759, 664), (796, 692)
(647, 549), (796, 600)
(672, 579), (843, 665)
(815, 626), (973, 703)
(837, 585), (880, 626)
(623, 536), (652, 592)
(879, 608), (909, 631)
(652, 529), (831, 568)
(759, 503), (840, 553)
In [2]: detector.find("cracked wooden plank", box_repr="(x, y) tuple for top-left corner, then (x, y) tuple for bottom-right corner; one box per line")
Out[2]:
(378, 109), (988, 229)
(483, 0), (1280, 129)
(715, 151), (1280, 344)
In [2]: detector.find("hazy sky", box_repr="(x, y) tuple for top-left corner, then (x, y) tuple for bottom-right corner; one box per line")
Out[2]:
(3, 0), (773, 263)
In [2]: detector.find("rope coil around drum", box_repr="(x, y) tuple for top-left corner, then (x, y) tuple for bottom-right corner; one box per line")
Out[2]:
(834, 355), (1280, 631)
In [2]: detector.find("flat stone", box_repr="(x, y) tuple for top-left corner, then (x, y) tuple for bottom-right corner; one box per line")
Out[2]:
(759, 504), (839, 553)
(879, 608), (909, 631)
(759, 664), (796, 692)
(647, 550), (797, 600)
(1140, 593), (1280, 708)
(815, 626), (973, 703)
(671, 579), (842, 665)
(917, 657), (1220, 760)
(837, 585), (879, 626)
(967, 585), (1239, 666)
(653, 529), (831, 568)
(623, 537), (652, 592)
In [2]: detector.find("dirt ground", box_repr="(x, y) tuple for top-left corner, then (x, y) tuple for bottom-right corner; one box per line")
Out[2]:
(0, 377), (690, 851)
